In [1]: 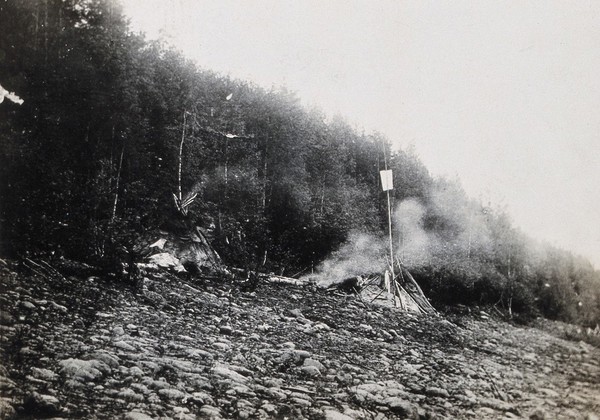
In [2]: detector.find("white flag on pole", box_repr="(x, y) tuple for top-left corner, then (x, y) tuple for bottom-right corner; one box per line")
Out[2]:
(380, 170), (393, 191)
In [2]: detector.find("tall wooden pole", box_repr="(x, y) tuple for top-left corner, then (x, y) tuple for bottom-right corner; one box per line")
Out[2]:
(382, 146), (395, 295)
(386, 188), (396, 295)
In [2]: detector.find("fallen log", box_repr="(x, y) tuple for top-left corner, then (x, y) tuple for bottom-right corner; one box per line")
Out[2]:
(229, 267), (311, 287)
(23, 258), (66, 282)
(260, 273), (310, 286)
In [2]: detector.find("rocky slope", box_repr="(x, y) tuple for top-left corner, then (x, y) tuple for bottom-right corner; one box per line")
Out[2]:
(0, 259), (599, 419)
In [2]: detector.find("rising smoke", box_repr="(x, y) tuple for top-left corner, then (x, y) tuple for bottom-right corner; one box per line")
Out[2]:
(303, 232), (387, 287)
(306, 179), (495, 286)
(396, 185), (493, 269)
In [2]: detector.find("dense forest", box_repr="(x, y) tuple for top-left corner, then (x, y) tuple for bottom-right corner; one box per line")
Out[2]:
(1, 0), (599, 326)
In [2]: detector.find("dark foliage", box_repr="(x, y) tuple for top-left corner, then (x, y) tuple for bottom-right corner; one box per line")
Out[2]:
(1, 0), (599, 325)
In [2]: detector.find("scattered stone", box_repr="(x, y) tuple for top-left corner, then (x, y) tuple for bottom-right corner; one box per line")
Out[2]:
(219, 325), (233, 335)
(479, 397), (514, 412)
(90, 351), (121, 369)
(303, 357), (325, 371)
(279, 349), (311, 365)
(58, 358), (110, 382)
(118, 388), (144, 402)
(0, 376), (15, 390)
(529, 407), (548, 420)
(289, 396), (312, 407)
(539, 387), (559, 398)
(261, 403), (277, 415)
(50, 301), (68, 312)
(212, 342), (231, 351)
(409, 349), (421, 358)
(19, 300), (36, 310)
(127, 366), (143, 377)
(158, 388), (186, 401)
(22, 392), (60, 417)
(213, 364), (248, 383)
(323, 409), (354, 420)
(0, 398), (15, 418)
(289, 309), (304, 318)
(299, 365), (321, 377)
(113, 340), (136, 351)
(198, 404), (221, 418)
(359, 323), (373, 333)
(173, 406), (195, 420)
(148, 253), (186, 272)
(186, 348), (213, 359)
(190, 391), (214, 406)
(385, 397), (416, 418)
(425, 386), (450, 398)
(124, 411), (154, 420)
(0, 311), (15, 325)
(112, 326), (125, 336)
(30, 367), (58, 381)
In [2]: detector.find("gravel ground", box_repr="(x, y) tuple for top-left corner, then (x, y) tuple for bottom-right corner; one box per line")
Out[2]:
(0, 259), (599, 419)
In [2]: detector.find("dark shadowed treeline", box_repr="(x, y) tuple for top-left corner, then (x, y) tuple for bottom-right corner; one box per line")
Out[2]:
(1, 0), (599, 325)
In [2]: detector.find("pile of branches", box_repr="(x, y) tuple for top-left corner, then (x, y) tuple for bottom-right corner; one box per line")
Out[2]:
(327, 262), (437, 315)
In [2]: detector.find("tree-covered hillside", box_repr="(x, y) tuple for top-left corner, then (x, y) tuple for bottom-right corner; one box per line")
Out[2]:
(1, 0), (599, 325)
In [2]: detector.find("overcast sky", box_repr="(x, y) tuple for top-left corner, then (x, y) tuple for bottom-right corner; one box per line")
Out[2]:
(121, 0), (600, 268)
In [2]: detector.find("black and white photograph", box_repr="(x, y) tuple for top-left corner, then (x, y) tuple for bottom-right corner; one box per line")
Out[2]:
(1, 0), (599, 418)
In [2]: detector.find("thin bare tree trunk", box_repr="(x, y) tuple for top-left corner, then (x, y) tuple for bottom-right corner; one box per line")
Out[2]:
(178, 110), (187, 201)
(467, 214), (472, 260)
(261, 133), (269, 212)
(319, 180), (326, 215)
(34, 2), (39, 50)
(224, 137), (229, 190)
(43, 0), (48, 64)
(111, 144), (124, 222)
